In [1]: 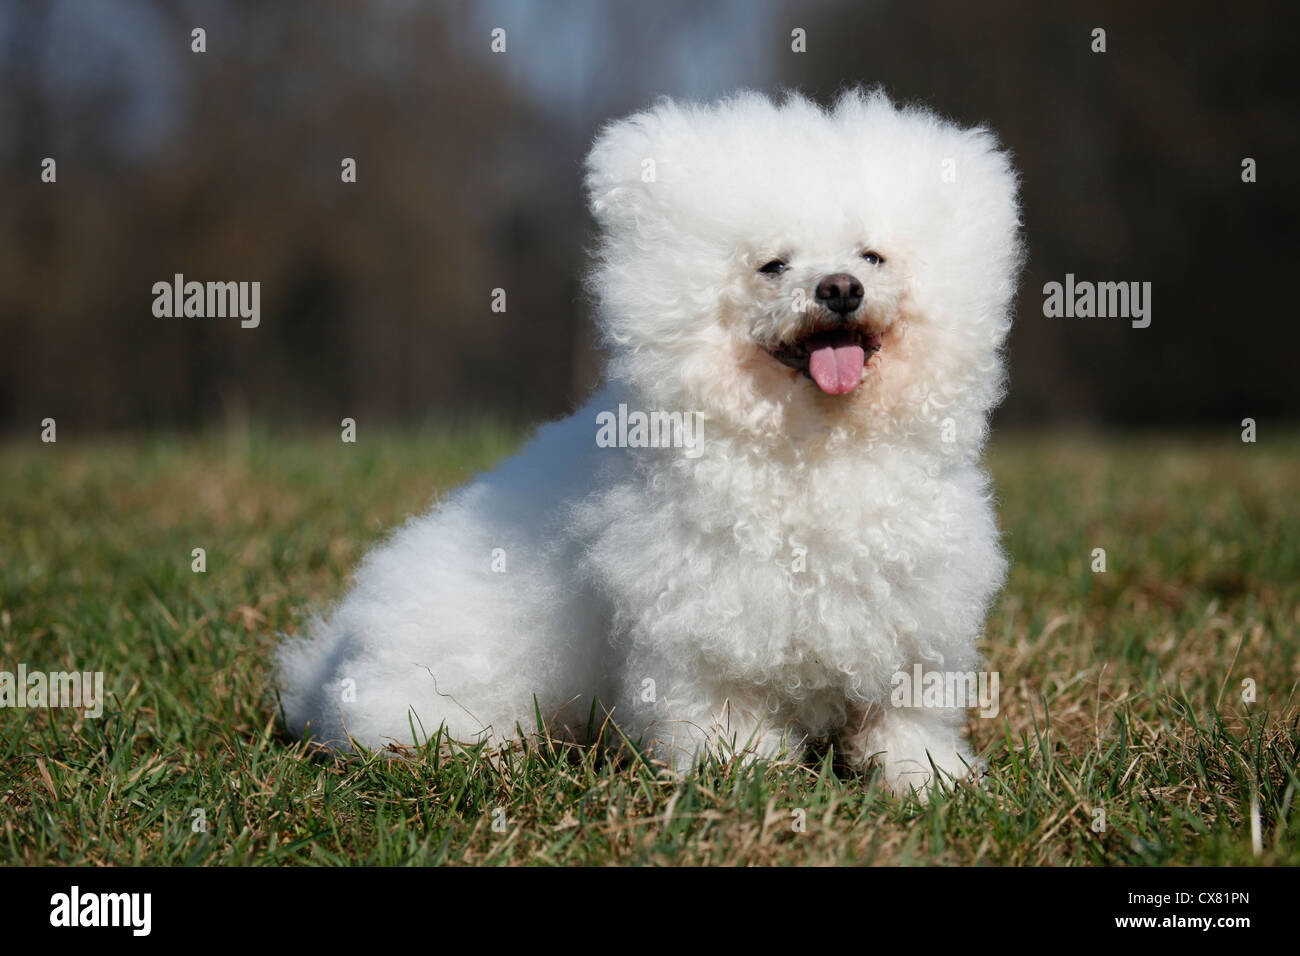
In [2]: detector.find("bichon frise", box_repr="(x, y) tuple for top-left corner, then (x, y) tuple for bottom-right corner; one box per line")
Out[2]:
(277, 88), (1023, 798)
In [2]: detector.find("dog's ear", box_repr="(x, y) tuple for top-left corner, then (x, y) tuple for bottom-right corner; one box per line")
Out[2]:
(947, 126), (1025, 293)
(584, 100), (680, 231)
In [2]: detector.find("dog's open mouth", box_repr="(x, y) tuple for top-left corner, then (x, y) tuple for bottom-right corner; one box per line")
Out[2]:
(766, 327), (883, 396)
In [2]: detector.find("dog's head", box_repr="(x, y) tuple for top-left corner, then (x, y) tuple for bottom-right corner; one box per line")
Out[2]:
(585, 88), (1023, 457)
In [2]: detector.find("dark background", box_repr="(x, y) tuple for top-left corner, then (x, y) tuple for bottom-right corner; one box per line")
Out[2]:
(2, 0), (1296, 434)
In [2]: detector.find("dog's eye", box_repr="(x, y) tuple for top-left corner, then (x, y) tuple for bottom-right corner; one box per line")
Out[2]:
(861, 251), (885, 265)
(758, 259), (788, 276)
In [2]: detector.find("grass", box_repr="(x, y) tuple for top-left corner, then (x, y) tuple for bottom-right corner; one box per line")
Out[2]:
(1, 425), (1297, 865)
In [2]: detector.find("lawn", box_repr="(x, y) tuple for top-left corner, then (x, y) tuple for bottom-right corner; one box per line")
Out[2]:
(2, 426), (1297, 865)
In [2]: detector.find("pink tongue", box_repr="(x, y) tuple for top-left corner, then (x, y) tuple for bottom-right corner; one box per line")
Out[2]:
(808, 342), (865, 395)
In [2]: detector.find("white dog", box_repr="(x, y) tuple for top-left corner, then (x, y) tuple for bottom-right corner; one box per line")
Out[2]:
(277, 88), (1023, 797)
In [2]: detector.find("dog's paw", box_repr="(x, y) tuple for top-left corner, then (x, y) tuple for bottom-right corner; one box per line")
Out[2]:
(875, 746), (977, 802)
(846, 708), (978, 802)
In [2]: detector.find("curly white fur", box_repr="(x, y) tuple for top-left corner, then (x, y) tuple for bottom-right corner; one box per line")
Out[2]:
(276, 88), (1024, 797)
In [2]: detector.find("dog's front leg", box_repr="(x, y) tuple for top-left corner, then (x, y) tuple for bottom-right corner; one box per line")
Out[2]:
(621, 671), (803, 772)
(840, 702), (976, 801)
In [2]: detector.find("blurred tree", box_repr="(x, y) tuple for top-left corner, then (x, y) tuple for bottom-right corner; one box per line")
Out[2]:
(0, 0), (1295, 432)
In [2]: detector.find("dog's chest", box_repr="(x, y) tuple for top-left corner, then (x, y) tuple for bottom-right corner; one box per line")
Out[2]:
(577, 451), (989, 689)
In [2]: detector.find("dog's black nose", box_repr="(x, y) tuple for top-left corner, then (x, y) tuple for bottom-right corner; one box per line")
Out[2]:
(815, 273), (864, 314)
